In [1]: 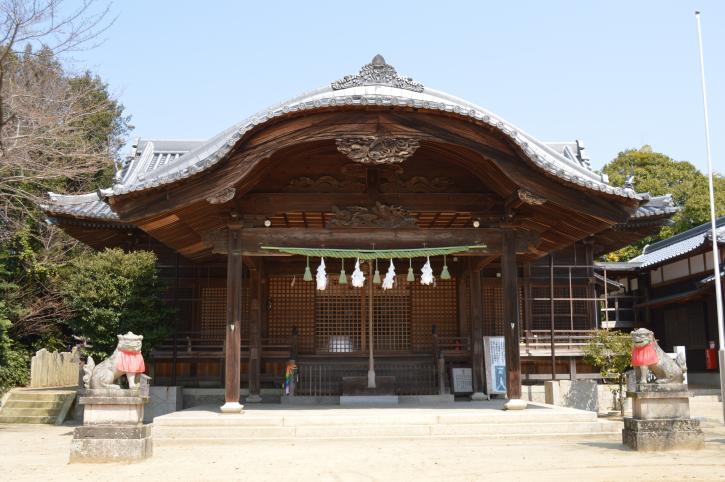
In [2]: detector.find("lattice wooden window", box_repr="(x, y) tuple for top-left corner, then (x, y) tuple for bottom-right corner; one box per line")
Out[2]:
(371, 282), (410, 353)
(316, 277), (362, 353)
(200, 287), (226, 339)
(530, 284), (590, 330)
(199, 285), (250, 339)
(458, 276), (470, 341)
(268, 276), (315, 353)
(482, 279), (504, 336)
(411, 279), (457, 352)
(481, 278), (524, 336)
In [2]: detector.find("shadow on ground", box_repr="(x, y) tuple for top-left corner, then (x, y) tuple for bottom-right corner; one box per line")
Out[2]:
(577, 441), (630, 452)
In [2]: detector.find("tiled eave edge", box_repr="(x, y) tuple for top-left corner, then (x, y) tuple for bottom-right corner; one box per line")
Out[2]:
(108, 87), (642, 203)
(41, 204), (118, 222)
(46, 215), (134, 230)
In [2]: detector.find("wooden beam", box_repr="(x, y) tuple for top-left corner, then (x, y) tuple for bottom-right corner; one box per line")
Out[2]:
(474, 255), (498, 272)
(207, 228), (539, 255)
(222, 223), (243, 412)
(501, 230), (522, 400)
(504, 190), (523, 221)
(235, 193), (500, 214)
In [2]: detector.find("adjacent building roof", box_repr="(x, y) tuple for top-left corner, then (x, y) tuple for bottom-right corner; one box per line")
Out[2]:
(629, 194), (678, 220)
(628, 216), (725, 268)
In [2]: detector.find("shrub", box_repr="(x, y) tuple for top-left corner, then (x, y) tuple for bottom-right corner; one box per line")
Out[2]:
(583, 329), (632, 414)
(60, 248), (173, 359)
(0, 343), (30, 396)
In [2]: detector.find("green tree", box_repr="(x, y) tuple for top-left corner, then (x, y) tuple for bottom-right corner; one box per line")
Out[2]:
(0, 254), (30, 395)
(583, 329), (632, 415)
(60, 249), (173, 359)
(603, 146), (725, 261)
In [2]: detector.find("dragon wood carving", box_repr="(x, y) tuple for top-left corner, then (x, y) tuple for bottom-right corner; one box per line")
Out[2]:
(326, 202), (417, 228)
(336, 136), (420, 165)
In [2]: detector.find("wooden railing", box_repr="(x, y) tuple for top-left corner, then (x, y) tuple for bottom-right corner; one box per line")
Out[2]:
(150, 331), (292, 359)
(520, 329), (596, 355)
(296, 358), (437, 397)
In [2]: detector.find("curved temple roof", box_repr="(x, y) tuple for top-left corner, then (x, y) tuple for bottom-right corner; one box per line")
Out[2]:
(45, 55), (656, 224)
(107, 55), (638, 199)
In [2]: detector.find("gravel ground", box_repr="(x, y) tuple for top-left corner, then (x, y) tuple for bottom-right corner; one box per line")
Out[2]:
(1, 401), (724, 482)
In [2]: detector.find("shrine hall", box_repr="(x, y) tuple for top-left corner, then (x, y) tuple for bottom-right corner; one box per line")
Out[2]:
(41, 55), (676, 410)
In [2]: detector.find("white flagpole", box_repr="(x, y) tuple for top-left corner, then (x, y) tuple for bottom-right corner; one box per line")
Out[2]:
(695, 10), (725, 424)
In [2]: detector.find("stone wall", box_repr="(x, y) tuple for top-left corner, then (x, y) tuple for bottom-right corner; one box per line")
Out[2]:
(30, 348), (81, 388)
(528, 381), (632, 414)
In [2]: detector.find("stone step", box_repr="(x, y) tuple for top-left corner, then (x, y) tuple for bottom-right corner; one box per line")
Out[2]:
(0, 415), (57, 424)
(690, 395), (722, 403)
(0, 390), (76, 424)
(153, 410), (598, 428)
(9, 393), (72, 403)
(154, 420), (621, 442)
(0, 407), (62, 417)
(3, 400), (65, 410)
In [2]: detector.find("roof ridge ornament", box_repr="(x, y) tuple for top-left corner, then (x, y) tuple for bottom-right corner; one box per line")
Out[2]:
(331, 54), (424, 93)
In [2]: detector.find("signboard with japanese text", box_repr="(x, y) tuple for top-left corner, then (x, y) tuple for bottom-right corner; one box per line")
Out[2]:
(483, 336), (506, 396)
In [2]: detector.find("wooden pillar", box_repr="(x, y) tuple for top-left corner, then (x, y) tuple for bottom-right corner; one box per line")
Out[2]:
(247, 259), (263, 403)
(584, 240), (597, 329)
(523, 263), (533, 336)
(468, 258), (486, 397)
(502, 230), (522, 401)
(221, 223), (243, 413)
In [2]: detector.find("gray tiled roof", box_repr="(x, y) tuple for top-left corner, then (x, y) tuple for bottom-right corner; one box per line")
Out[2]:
(630, 194), (678, 219)
(44, 56), (663, 222)
(104, 57), (640, 200)
(116, 139), (205, 186)
(43, 139), (203, 221)
(41, 192), (118, 221)
(629, 217), (725, 268)
(699, 269), (724, 286)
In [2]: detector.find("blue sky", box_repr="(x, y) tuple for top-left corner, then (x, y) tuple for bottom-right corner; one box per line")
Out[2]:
(67, 0), (724, 174)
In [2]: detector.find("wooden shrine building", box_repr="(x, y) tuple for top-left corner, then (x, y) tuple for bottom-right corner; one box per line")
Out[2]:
(41, 55), (675, 410)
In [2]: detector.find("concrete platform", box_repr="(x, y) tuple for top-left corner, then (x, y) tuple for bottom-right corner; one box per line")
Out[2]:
(152, 400), (622, 444)
(340, 395), (399, 406)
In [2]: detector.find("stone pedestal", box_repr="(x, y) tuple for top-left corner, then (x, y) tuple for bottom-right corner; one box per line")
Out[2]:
(70, 388), (152, 463)
(342, 376), (395, 396)
(622, 384), (704, 451)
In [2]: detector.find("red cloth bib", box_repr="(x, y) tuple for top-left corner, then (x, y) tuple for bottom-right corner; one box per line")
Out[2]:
(117, 350), (146, 373)
(632, 344), (658, 367)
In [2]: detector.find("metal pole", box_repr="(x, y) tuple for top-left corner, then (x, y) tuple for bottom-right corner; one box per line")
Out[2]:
(695, 11), (725, 424)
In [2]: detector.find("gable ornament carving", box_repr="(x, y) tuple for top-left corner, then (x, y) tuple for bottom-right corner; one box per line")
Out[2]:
(336, 135), (420, 165)
(331, 54), (424, 93)
(379, 167), (454, 193)
(517, 189), (546, 206)
(287, 175), (366, 193)
(206, 187), (236, 205)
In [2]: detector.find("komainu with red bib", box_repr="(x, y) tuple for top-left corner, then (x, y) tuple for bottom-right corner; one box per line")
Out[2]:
(82, 332), (146, 389)
(631, 328), (686, 384)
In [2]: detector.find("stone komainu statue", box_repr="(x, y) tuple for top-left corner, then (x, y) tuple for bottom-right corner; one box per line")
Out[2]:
(82, 332), (146, 389)
(631, 328), (686, 384)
